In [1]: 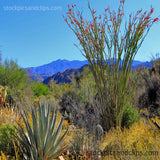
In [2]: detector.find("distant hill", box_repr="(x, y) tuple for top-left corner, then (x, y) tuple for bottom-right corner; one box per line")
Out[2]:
(43, 64), (89, 84)
(25, 59), (88, 75)
(25, 59), (151, 83)
(132, 61), (151, 69)
(43, 60), (151, 85)
(25, 59), (88, 82)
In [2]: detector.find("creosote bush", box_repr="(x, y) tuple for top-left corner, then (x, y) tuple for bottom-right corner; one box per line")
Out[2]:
(121, 103), (139, 128)
(0, 123), (16, 156)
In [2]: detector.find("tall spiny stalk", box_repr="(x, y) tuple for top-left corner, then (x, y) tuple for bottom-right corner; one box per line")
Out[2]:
(64, 1), (159, 131)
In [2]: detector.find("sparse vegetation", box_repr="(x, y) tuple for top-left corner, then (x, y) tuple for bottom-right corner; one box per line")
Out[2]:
(0, 0), (160, 159)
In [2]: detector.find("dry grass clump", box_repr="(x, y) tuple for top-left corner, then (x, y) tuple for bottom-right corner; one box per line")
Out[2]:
(0, 107), (20, 125)
(100, 118), (160, 160)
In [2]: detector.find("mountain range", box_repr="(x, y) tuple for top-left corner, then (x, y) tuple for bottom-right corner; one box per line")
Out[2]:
(25, 59), (151, 84)
(25, 59), (88, 81)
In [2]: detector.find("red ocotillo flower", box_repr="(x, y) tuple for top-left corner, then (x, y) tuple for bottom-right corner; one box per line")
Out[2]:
(90, 24), (94, 29)
(151, 8), (154, 13)
(105, 7), (110, 12)
(146, 15), (151, 19)
(92, 9), (96, 14)
(28, 68), (31, 72)
(77, 33), (81, 38)
(67, 15), (71, 19)
(85, 27), (89, 32)
(153, 18), (159, 22)
(91, 41), (95, 45)
(94, 17), (97, 21)
(120, 0), (125, 3)
(119, 13), (124, 16)
(137, 9), (142, 15)
(66, 11), (71, 15)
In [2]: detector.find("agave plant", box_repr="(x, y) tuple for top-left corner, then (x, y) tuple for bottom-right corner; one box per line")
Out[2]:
(16, 103), (68, 160)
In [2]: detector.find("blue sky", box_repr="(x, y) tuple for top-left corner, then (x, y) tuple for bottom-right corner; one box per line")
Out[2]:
(0, 0), (160, 68)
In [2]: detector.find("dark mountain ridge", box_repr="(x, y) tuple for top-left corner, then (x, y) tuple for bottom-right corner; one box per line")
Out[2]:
(43, 64), (89, 84)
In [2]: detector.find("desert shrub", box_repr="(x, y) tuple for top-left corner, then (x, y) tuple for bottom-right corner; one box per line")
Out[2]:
(59, 90), (87, 126)
(48, 81), (71, 99)
(0, 59), (28, 90)
(101, 118), (160, 160)
(138, 64), (160, 117)
(0, 59), (32, 108)
(121, 103), (139, 128)
(59, 89), (102, 135)
(0, 106), (20, 126)
(75, 73), (97, 105)
(0, 123), (17, 156)
(31, 81), (51, 97)
(65, 128), (100, 160)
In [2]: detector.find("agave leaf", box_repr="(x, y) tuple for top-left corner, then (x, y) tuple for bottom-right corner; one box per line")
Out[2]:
(43, 111), (58, 157)
(22, 111), (35, 146)
(46, 118), (64, 156)
(16, 123), (31, 146)
(53, 128), (69, 150)
(17, 103), (68, 160)
(31, 106), (39, 150)
(48, 145), (68, 160)
(52, 117), (64, 146)
(47, 134), (68, 159)
(38, 103), (44, 149)
(44, 105), (51, 146)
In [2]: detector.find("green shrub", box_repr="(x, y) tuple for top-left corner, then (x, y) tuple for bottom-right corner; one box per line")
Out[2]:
(0, 59), (28, 90)
(31, 81), (51, 97)
(121, 104), (139, 128)
(0, 123), (16, 155)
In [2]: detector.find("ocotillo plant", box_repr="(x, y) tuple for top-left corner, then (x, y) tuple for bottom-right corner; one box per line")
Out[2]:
(63, 1), (159, 131)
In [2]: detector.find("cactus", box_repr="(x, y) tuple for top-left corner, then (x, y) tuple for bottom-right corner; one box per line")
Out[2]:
(16, 103), (69, 160)
(0, 85), (8, 107)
